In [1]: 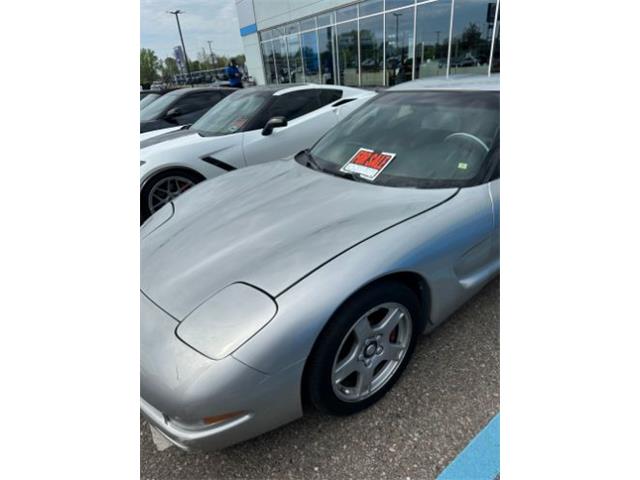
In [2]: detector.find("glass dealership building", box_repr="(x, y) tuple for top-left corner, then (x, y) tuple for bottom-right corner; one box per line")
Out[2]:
(235, 0), (500, 87)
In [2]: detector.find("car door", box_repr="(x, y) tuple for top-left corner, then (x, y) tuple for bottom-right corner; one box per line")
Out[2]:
(440, 148), (499, 305)
(241, 89), (341, 166)
(489, 161), (500, 260)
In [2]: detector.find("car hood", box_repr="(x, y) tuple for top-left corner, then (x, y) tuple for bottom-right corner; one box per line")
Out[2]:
(140, 127), (197, 149)
(140, 160), (457, 320)
(139, 125), (186, 144)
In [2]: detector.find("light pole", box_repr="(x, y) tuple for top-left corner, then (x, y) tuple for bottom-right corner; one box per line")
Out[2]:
(168, 10), (191, 83)
(392, 12), (402, 85)
(393, 12), (402, 51)
(207, 40), (216, 67)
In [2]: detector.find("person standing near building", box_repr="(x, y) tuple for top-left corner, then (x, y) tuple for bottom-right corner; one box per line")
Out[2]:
(226, 59), (243, 88)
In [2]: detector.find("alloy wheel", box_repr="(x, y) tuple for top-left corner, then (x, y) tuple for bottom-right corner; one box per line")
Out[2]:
(331, 302), (412, 403)
(147, 175), (196, 214)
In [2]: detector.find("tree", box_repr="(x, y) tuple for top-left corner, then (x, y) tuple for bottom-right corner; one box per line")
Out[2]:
(196, 51), (214, 70)
(160, 57), (180, 83)
(140, 48), (160, 86)
(461, 23), (483, 50)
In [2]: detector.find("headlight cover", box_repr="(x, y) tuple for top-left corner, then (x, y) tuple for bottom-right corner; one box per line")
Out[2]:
(176, 283), (277, 360)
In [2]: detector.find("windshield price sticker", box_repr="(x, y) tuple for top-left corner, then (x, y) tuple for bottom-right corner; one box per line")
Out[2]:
(340, 148), (396, 181)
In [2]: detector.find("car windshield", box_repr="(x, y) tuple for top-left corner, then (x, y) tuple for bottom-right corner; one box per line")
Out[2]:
(301, 90), (499, 189)
(140, 90), (184, 121)
(140, 93), (161, 110)
(191, 89), (271, 136)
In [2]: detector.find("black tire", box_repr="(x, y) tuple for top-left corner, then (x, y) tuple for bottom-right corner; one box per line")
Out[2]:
(304, 281), (421, 415)
(140, 169), (204, 224)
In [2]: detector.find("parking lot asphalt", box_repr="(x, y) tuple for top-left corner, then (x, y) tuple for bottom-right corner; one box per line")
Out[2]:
(141, 277), (500, 480)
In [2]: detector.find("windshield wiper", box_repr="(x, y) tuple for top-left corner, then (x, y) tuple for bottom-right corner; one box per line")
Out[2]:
(297, 150), (365, 183)
(329, 169), (364, 183)
(298, 149), (322, 171)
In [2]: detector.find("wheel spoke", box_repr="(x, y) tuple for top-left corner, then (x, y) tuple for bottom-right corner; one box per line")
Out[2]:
(383, 342), (405, 362)
(373, 307), (403, 336)
(333, 348), (359, 384)
(353, 317), (373, 342)
(152, 193), (167, 204)
(355, 364), (374, 397)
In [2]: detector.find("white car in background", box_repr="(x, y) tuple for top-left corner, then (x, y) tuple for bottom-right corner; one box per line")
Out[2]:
(140, 84), (375, 222)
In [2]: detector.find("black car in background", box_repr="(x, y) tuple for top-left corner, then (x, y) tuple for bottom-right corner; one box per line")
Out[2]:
(140, 87), (234, 133)
(140, 89), (177, 110)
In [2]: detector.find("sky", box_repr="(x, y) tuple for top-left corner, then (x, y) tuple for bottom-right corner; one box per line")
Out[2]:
(141, 0), (244, 62)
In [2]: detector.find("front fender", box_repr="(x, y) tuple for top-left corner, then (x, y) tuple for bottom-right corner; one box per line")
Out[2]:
(233, 185), (497, 374)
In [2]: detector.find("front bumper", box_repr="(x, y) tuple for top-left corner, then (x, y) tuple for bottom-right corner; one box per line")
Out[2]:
(140, 290), (305, 451)
(140, 358), (305, 451)
(141, 397), (254, 451)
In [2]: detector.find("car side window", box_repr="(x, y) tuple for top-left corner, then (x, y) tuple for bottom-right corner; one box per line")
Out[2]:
(318, 89), (343, 106)
(268, 90), (322, 121)
(173, 92), (221, 114)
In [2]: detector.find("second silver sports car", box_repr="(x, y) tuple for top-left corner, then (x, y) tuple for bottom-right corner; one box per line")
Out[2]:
(140, 75), (500, 451)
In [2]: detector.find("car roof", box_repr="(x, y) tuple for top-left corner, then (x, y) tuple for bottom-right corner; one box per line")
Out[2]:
(388, 74), (500, 92)
(168, 86), (237, 95)
(257, 83), (371, 97)
(141, 88), (176, 94)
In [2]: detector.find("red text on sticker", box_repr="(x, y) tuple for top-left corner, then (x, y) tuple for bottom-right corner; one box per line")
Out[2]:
(340, 148), (396, 180)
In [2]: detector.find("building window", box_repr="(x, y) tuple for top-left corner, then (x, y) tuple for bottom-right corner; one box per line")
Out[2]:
(386, 0), (415, 10)
(359, 0), (383, 16)
(257, 0), (501, 86)
(490, 4), (500, 73)
(317, 12), (334, 27)
(337, 21), (359, 86)
(414, 0), (451, 80)
(450, 0), (493, 76)
(273, 36), (289, 83)
(285, 22), (299, 35)
(300, 17), (317, 31)
(261, 41), (276, 84)
(318, 26), (336, 84)
(359, 14), (384, 86)
(336, 5), (358, 23)
(301, 31), (320, 83)
(286, 33), (304, 83)
(385, 6), (414, 86)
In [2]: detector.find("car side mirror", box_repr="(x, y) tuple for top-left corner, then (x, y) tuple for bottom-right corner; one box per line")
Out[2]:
(261, 116), (288, 136)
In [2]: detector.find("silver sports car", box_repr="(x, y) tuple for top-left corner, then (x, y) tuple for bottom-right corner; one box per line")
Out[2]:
(140, 75), (500, 451)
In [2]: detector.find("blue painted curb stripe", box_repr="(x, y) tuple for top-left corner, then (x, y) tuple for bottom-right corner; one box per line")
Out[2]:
(240, 23), (257, 37)
(437, 413), (500, 480)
